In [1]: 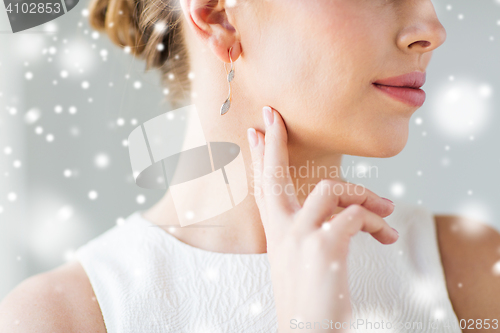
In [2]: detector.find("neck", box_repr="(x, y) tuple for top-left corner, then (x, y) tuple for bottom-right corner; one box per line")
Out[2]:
(142, 154), (345, 255)
(141, 30), (346, 254)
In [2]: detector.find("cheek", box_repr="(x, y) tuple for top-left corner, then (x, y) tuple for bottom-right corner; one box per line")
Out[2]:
(241, 0), (402, 154)
(261, 5), (380, 129)
(249, 4), (357, 110)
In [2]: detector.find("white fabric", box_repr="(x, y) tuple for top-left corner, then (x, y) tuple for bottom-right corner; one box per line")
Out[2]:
(75, 200), (461, 333)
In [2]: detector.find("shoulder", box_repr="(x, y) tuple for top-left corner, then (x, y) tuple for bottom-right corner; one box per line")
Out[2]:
(0, 260), (106, 333)
(434, 214), (500, 320)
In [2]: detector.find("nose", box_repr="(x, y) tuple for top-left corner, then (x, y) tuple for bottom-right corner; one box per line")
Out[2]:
(396, 1), (447, 54)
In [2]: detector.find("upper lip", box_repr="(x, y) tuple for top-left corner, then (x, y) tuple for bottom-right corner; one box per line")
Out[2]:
(373, 71), (426, 89)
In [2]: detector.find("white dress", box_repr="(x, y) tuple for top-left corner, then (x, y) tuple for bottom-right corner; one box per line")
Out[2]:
(75, 200), (462, 333)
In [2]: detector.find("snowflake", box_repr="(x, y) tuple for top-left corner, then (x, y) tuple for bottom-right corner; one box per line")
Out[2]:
(88, 190), (98, 200)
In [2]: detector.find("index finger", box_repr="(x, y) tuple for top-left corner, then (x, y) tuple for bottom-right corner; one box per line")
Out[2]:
(261, 106), (301, 216)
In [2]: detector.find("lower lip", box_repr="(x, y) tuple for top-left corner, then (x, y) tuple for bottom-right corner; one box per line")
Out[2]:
(373, 84), (426, 107)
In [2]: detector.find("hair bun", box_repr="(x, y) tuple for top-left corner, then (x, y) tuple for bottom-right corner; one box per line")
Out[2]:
(87, 0), (189, 105)
(88, 0), (147, 55)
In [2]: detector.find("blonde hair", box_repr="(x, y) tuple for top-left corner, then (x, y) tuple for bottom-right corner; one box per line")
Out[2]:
(88, 0), (190, 106)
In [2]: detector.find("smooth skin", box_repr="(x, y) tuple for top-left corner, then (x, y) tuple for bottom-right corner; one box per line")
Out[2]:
(2, 0), (500, 331)
(1, 112), (499, 332)
(249, 106), (399, 331)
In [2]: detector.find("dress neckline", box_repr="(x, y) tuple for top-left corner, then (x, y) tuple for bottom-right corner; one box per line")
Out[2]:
(132, 211), (270, 259)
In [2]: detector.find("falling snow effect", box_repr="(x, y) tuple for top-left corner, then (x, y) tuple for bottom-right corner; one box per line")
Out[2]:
(94, 153), (110, 169)
(390, 182), (405, 197)
(431, 79), (492, 140)
(0, 1), (498, 322)
(24, 108), (41, 124)
(136, 194), (146, 204)
(493, 261), (500, 276)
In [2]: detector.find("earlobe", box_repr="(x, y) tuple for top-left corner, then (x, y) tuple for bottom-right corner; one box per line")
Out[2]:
(180, 0), (241, 63)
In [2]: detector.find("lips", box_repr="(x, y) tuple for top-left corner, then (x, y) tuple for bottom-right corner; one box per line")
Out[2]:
(373, 71), (426, 107)
(373, 71), (426, 89)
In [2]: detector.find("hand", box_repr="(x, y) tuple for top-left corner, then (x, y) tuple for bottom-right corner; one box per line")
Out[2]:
(246, 106), (399, 333)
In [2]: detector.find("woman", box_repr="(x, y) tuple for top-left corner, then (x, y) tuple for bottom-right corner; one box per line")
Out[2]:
(1, 0), (499, 332)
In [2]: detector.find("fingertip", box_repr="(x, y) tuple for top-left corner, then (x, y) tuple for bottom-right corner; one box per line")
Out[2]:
(390, 227), (399, 243)
(378, 197), (395, 218)
(382, 197), (395, 207)
(375, 226), (399, 245)
(263, 106), (274, 127)
(249, 129), (265, 158)
(391, 228), (400, 242)
(385, 203), (396, 217)
(247, 127), (258, 149)
(264, 106), (288, 132)
(271, 107), (287, 129)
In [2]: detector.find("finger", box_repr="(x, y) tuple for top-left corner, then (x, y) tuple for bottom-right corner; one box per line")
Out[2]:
(247, 127), (265, 209)
(297, 179), (395, 231)
(247, 127), (287, 241)
(327, 204), (399, 245)
(261, 106), (300, 215)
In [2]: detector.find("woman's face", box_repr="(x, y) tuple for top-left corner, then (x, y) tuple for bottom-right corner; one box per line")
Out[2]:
(237, 0), (446, 158)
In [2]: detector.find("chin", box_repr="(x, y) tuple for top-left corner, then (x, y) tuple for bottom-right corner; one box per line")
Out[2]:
(374, 143), (406, 158)
(374, 133), (409, 158)
(348, 129), (409, 158)
(374, 118), (411, 157)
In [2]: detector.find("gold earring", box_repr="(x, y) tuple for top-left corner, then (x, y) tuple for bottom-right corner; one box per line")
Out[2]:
(220, 47), (235, 116)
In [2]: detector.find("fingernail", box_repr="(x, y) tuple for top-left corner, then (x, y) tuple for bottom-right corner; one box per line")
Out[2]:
(263, 106), (274, 127)
(392, 227), (399, 236)
(247, 128), (258, 148)
(382, 197), (394, 206)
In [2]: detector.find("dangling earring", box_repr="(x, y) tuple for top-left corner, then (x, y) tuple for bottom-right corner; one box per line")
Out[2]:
(220, 47), (235, 116)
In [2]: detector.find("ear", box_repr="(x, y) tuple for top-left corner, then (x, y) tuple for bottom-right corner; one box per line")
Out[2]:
(180, 0), (242, 63)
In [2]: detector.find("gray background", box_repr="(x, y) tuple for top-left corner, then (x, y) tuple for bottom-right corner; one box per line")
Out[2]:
(1, 0), (499, 299)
